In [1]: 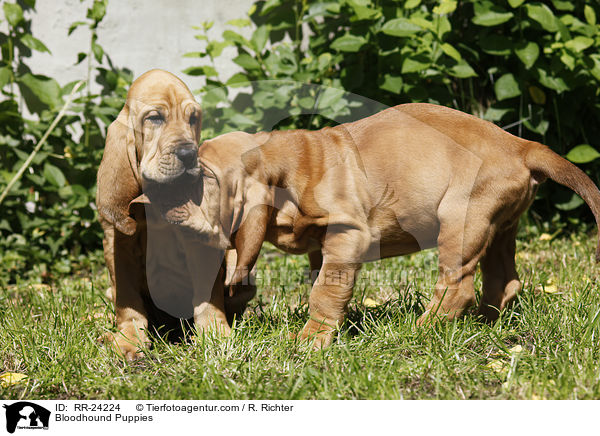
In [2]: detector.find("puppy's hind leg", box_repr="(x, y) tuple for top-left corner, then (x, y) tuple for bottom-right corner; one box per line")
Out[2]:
(477, 224), (521, 322)
(418, 203), (495, 325)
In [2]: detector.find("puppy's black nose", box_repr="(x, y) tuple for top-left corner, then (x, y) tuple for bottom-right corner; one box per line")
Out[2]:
(175, 143), (198, 169)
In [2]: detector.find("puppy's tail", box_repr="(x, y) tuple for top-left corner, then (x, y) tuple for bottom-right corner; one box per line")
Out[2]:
(525, 141), (600, 262)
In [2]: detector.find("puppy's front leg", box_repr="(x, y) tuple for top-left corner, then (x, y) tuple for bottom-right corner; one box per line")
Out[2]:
(192, 265), (231, 337)
(109, 229), (151, 361)
(183, 242), (230, 337)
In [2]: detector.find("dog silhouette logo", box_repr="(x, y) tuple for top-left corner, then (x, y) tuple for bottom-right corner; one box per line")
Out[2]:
(2, 402), (50, 433)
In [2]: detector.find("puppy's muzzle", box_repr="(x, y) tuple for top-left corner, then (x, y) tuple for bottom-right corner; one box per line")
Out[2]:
(175, 143), (199, 170)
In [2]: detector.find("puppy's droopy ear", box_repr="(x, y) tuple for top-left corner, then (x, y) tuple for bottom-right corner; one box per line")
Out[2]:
(96, 108), (141, 236)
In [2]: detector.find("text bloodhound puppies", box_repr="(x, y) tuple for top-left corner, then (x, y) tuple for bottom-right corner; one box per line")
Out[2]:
(96, 69), (255, 360)
(158, 103), (600, 347)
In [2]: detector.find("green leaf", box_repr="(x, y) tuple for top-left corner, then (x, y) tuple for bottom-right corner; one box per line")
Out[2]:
(550, 0), (574, 11)
(43, 163), (66, 188)
(536, 68), (568, 92)
(68, 21), (87, 36)
(441, 43), (462, 62)
(202, 86), (227, 105)
(18, 73), (62, 110)
(565, 36), (594, 53)
(75, 52), (87, 65)
(207, 41), (232, 58)
(472, 2), (514, 27)
(317, 88), (345, 109)
(402, 56), (429, 73)
(306, 2), (341, 18)
(433, 16), (452, 39)
(433, 0), (457, 15)
(560, 51), (575, 70)
(223, 30), (249, 46)
(590, 54), (600, 82)
(251, 25), (269, 53)
(483, 105), (513, 121)
(494, 73), (521, 100)
(347, 0), (381, 20)
(183, 51), (206, 58)
(226, 73), (249, 87)
(449, 61), (477, 78)
(514, 41), (539, 68)
(317, 53), (333, 72)
(555, 192), (584, 210)
(330, 34), (367, 52)
(3, 3), (23, 26)
(87, 0), (107, 21)
(584, 5), (596, 26)
(525, 3), (558, 32)
(233, 53), (261, 70)
(565, 144), (600, 164)
(0, 67), (11, 89)
(227, 18), (251, 27)
(381, 18), (422, 37)
(261, 0), (282, 15)
(523, 113), (549, 135)
(183, 66), (218, 77)
(508, 0), (525, 7)
(91, 40), (103, 62)
(379, 74), (403, 94)
(404, 0), (421, 8)
(229, 113), (255, 129)
(21, 34), (50, 53)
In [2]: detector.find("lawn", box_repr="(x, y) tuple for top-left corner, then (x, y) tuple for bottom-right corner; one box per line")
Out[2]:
(1, 227), (600, 400)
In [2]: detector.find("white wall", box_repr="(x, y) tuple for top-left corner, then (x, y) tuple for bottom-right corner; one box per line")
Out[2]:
(25, 0), (254, 92)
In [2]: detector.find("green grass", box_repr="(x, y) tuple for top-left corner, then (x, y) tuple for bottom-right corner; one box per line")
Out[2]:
(1, 229), (600, 399)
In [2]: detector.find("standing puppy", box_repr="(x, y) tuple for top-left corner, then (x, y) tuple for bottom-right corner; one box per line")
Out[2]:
(159, 103), (600, 347)
(96, 70), (254, 360)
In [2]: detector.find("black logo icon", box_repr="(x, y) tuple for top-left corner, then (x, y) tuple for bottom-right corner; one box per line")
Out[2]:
(2, 402), (50, 434)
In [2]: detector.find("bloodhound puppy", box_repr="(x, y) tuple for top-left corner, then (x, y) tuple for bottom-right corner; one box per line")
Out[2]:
(96, 69), (255, 360)
(155, 103), (600, 348)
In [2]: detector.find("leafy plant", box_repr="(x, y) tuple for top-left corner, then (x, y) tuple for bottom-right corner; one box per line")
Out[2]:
(0, 0), (131, 283)
(185, 0), (600, 224)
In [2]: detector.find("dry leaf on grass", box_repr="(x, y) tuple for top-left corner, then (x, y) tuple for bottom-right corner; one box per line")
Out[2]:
(509, 345), (523, 354)
(363, 298), (378, 308)
(485, 359), (509, 376)
(30, 283), (52, 293)
(543, 284), (559, 294)
(0, 372), (28, 387)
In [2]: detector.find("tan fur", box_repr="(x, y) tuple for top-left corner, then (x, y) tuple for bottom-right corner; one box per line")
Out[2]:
(96, 70), (255, 360)
(164, 103), (600, 347)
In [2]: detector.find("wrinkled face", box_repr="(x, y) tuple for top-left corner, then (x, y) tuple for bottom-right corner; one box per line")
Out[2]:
(129, 75), (202, 185)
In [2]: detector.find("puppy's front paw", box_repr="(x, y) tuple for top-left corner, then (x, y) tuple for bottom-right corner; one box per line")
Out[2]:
(102, 330), (149, 361)
(194, 304), (231, 337)
(195, 319), (231, 337)
(114, 336), (145, 361)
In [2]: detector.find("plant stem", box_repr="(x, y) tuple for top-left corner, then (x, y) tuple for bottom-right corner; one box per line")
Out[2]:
(0, 81), (85, 206)
(84, 30), (95, 150)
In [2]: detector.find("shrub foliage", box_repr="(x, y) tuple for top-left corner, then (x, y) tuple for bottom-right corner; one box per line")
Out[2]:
(0, 0), (130, 282)
(185, 0), (600, 222)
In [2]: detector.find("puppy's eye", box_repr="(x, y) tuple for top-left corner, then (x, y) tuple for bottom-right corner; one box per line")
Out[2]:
(189, 113), (198, 125)
(145, 113), (164, 125)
